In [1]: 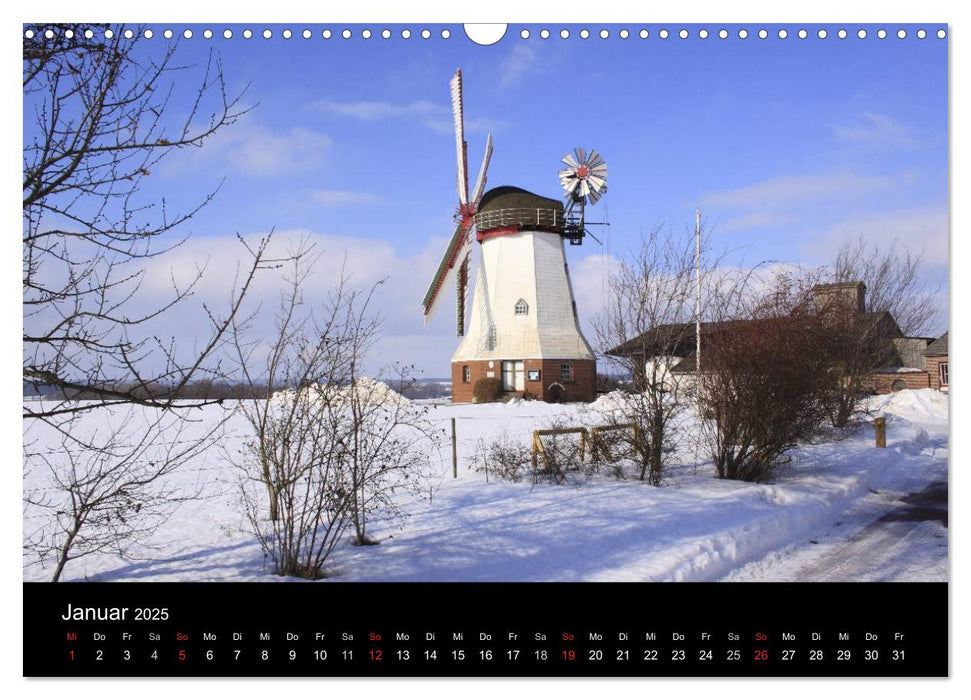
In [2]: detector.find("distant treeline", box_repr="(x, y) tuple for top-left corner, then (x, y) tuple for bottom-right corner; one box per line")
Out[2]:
(23, 379), (455, 402)
(25, 376), (628, 402)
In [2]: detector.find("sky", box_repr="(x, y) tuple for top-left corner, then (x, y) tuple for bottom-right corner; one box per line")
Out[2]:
(22, 21), (949, 379)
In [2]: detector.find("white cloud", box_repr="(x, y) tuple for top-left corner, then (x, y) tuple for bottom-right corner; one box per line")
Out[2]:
(163, 122), (332, 178)
(498, 44), (540, 88)
(309, 190), (382, 207)
(314, 98), (503, 135)
(701, 172), (896, 211)
(314, 99), (441, 121)
(132, 228), (467, 376)
(799, 206), (949, 268)
(719, 212), (798, 233)
(833, 112), (918, 149)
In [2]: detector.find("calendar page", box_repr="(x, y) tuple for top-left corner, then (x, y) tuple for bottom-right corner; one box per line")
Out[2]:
(21, 17), (949, 679)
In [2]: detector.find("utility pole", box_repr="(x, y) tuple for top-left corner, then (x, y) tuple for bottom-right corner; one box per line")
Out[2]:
(695, 209), (702, 378)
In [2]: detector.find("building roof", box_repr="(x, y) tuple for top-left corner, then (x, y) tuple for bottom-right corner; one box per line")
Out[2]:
(475, 186), (565, 233)
(924, 332), (949, 357)
(478, 186), (563, 214)
(608, 311), (900, 360)
(812, 281), (867, 292)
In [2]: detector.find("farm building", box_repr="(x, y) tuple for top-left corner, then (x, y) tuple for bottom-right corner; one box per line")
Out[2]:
(924, 332), (949, 392)
(608, 281), (947, 395)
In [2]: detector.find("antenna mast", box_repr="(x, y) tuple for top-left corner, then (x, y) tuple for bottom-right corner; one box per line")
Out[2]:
(695, 209), (701, 379)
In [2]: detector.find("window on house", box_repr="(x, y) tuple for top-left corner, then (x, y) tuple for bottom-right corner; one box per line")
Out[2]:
(462, 365), (471, 383)
(940, 362), (948, 387)
(514, 299), (529, 315)
(560, 363), (573, 381)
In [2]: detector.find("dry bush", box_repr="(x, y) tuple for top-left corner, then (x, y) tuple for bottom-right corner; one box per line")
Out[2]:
(700, 275), (835, 482)
(469, 433), (532, 483)
(531, 418), (592, 487)
(231, 243), (433, 576)
(596, 224), (717, 485)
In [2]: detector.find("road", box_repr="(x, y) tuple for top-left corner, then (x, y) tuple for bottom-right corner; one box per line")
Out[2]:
(722, 481), (948, 582)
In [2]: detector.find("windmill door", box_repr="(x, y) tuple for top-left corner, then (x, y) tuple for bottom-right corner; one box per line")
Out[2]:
(501, 360), (525, 392)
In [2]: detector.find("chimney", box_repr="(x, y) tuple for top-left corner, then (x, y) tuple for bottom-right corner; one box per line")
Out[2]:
(812, 281), (866, 316)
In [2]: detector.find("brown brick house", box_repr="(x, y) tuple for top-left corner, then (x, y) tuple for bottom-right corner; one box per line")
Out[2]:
(608, 281), (945, 395)
(924, 332), (949, 391)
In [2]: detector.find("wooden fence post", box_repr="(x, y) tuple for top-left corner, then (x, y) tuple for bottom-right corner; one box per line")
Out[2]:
(451, 417), (458, 477)
(875, 416), (886, 448)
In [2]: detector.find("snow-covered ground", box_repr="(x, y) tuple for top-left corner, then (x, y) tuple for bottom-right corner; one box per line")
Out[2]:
(22, 388), (948, 583)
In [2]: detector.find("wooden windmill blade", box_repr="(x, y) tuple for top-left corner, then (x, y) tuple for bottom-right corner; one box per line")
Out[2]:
(450, 69), (469, 207)
(469, 132), (493, 208)
(422, 220), (468, 327)
(456, 252), (471, 336)
(421, 69), (492, 336)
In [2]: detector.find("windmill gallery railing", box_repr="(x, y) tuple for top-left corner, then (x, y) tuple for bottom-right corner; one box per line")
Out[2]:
(474, 207), (564, 233)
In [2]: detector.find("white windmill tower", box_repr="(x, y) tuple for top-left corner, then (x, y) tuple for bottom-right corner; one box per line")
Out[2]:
(421, 70), (606, 403)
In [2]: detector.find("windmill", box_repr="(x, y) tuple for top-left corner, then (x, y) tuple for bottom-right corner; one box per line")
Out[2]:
(420, 69), (493, 336)
(423, 69), (605, 404)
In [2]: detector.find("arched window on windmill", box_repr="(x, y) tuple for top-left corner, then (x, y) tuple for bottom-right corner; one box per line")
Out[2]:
(514, 298), (529, 316)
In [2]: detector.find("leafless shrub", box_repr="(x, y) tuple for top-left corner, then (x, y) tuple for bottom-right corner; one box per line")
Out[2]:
(699, 273), (835, 482)
(472, 377), (503, 403)
(532, 418), (592, 487)
(23, 407), (213, 581)
(469, 432), (532, 483)
(341, 368), (439, 546)
(229, 243), (364, 576)
(596, 224), (717, 485)
(230, 242), (434, 576)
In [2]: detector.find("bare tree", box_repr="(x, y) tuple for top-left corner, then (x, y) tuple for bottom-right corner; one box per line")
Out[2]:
(23, 23), (257, 418)
(699, 272), (835, 482)
(22, 24), (275, 581)
(824, 237), (942, 426)
(596, 224), (712, 485)
(831, 237), (940, 336)
(818, 297), (904, 428)
(231, 243), (434, 574)
(230, 245), (362, 577)
(23, 406), (214, 582)
(342, 367), (438, 546)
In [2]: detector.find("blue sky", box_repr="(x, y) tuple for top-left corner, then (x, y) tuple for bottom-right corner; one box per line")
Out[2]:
(25, 23), (949, 378)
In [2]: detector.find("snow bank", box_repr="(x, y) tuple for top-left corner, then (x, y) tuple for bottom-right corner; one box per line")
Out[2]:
(587, 390), (634, 415)
(864, 388), (948, 426)
(23, 389), (947, 583)
(270, 376), (411, 411)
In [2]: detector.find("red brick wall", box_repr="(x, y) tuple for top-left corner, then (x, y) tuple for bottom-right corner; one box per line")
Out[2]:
(865, 371), (930, 394)
(451, 360), (495, 403)
(539, 359), (596, 403)
(451, 358), (596, 403)
(925, 357), (948, 390)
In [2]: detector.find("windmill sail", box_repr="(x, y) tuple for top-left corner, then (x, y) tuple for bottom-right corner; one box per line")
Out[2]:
(456, 252), (470, 336)
(450, 70), (468, 206)
(469, 133), (493, 208)
(422, 221), (467, 327)
(421, 69), (493, 336)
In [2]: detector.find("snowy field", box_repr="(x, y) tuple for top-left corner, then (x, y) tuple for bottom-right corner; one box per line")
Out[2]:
(22, 388), (948, 583)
